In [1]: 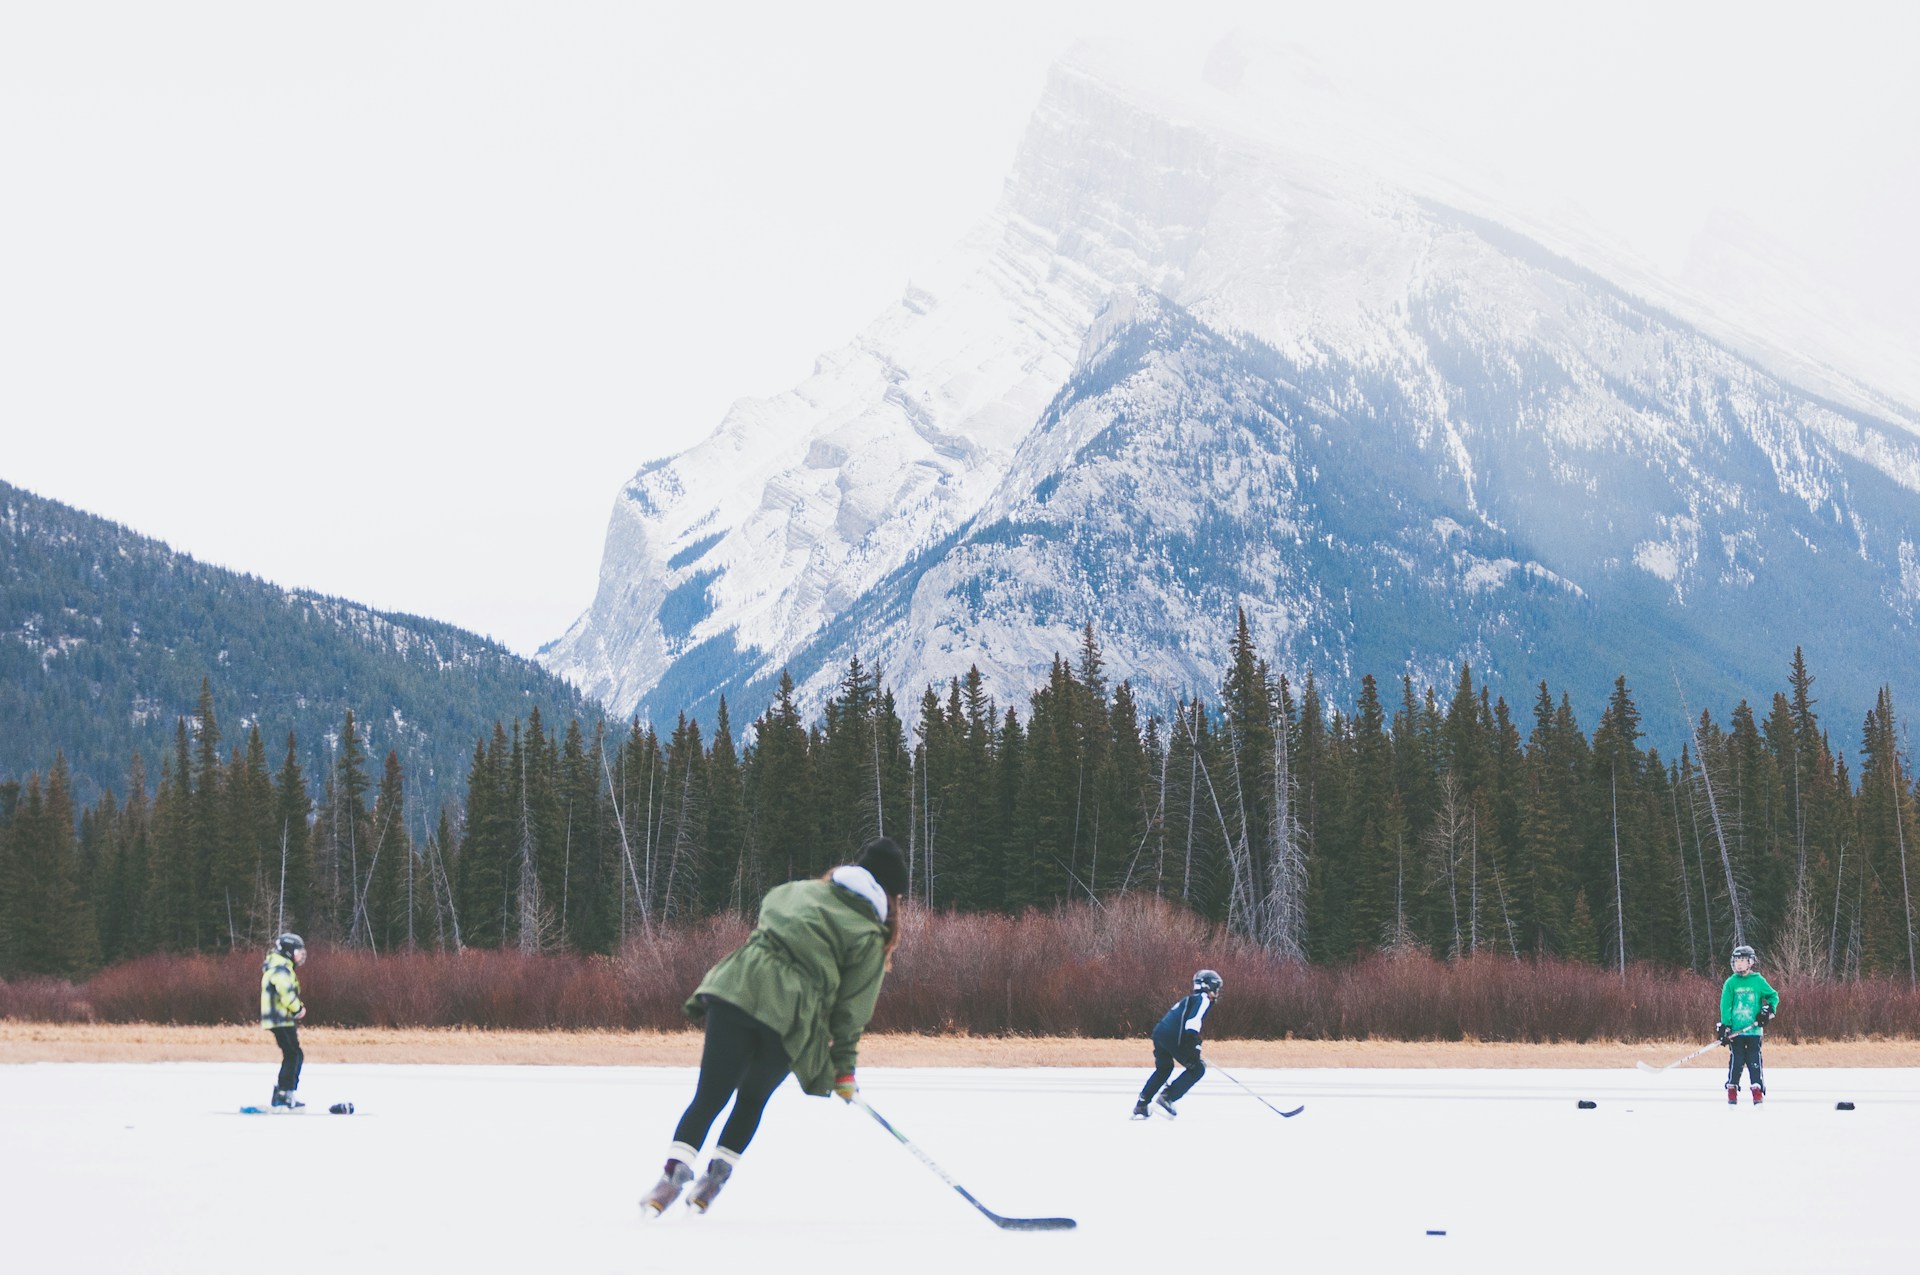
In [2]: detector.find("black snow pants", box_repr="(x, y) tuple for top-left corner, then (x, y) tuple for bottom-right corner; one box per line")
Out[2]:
(272, 1025), (303, 1093)
(1140, 1040), (1206, 1104)
(1726, 1034), (1764, 1092)
(672, 997), (793, 1156)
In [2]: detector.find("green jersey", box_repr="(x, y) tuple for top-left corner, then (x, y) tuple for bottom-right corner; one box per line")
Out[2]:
(1719, 971), (1780, 1037)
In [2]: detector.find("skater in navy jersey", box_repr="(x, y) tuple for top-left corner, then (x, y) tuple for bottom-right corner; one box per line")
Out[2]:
(1133, 969), (1222, 1118)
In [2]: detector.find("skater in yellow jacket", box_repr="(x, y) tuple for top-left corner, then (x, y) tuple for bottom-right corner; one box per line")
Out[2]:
(261, 933), (308, 1109)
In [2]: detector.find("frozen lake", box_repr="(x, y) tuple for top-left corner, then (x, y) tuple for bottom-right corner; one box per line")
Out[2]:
(2, 1058), (1911, 1272)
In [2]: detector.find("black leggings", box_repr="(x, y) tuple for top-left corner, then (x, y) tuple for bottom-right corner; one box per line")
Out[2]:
(1140, 1041), (1206, 1103)
(1726, 1035), (1765, 1091)
(271, 1026), (303, 1093)
(672, 998), (793, 1156)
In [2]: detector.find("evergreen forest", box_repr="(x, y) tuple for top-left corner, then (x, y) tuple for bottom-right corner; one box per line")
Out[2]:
(0, 479), (598, 815)
(4, 614), (1916, 989)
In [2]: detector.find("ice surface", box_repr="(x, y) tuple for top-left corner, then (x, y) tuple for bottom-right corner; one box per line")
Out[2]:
(2, 1060), (1910, 1272)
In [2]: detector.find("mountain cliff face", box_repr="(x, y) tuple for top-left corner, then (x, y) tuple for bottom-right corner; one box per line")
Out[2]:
(544, 54), (1920, 738)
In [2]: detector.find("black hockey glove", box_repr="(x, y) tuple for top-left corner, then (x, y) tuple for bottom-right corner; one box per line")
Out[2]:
(1714, 1022), (1732, 1044)
(1756, 1004), (1775, 1026)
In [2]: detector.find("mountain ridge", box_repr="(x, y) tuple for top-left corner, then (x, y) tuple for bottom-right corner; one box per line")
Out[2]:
(544, 48), (1920, 746)
(2, 479), (600, 811)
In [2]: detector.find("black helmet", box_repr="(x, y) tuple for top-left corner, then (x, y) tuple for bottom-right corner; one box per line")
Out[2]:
(276, 932), (306, 958)
(1193, 969), (1223, 994)
(1731, 944), (1756, 966)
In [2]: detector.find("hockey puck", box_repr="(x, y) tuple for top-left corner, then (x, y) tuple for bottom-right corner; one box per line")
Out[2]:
(1835, 1101), (1855, 1111)
(1576, 1099), (1597, 1109)
(329, 1102), (355, 1115)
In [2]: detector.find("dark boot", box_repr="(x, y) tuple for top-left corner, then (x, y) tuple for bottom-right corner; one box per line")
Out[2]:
(688, 1152), (738, 1214)
(271, 1089), (304, 1110)
(640, 1158), (695, 1216)
(1132, 1098), (1151, 1119)
(1154, 1094), (1179, 1118)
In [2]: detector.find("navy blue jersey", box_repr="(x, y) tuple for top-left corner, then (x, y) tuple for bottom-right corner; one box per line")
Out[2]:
(1150, 991), (1213, 1051)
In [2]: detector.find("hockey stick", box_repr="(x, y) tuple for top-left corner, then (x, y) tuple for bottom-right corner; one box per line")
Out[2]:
(852, 1097), (1076, 1231)
(1635, 1037), (1743, 1073)
(1211, 1065), (1305, 1117)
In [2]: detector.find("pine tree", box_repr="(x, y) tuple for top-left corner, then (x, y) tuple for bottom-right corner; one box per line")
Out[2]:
(455, 726), (510, 947)
(317, 709), (371, 945)
(5, 761), (98, 976)
(1513, 685), (1575, 955)
(99, 755), (151, 964)
(750, 671), (815, 889)
(190, 680), (228, 948)
(271, 734), (313, 939)
(702, 701), (746, 914)
(146, 721), (197, 951)
(363, 750), (409, 951)
(994, 707), (1033, 913)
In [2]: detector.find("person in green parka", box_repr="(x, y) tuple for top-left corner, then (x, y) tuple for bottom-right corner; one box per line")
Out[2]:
(641, 836), (909, 1217)
(1715, 943), (1781, 1104)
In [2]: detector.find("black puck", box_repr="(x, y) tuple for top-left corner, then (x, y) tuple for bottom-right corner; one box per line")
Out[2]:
(1835, 1101), (1855, 1111)
(1577, 1099), (1597, 1109)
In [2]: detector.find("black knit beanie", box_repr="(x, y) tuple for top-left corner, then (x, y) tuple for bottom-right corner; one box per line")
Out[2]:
(856, 836), (909, 898)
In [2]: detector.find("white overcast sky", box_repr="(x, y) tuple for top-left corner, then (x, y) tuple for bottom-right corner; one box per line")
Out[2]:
(3, 1), (1916, 656)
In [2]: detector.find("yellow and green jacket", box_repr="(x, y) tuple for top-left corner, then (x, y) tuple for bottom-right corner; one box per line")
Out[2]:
(261, 951), (304, 1028)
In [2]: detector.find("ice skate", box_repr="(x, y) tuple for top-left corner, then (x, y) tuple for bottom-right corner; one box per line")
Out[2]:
(687, 1151), (738, 1214)
(1131, 1098), (1151, 1119)
(640, 1157), (695, 1217)
(1725, 1084), (1739, 1105)
(271, 1088), (304, 1110)
(1153, 1094), (1179, 1118)
(1751, 1087), (1766, 1106)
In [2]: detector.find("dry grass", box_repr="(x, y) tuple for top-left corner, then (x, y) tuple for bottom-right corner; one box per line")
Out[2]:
(4, 1022), (1918, 1068)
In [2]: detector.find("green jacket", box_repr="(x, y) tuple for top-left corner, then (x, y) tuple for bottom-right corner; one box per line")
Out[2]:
(261, 951), (304, 1028)
(1719, 971), (1780, 1037)
(687, 878), (889, 1096)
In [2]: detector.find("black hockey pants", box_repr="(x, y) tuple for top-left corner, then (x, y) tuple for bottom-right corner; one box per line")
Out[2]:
(272, 1026), (303, 1093)
(1726, 1034), (1764, 1092)
(672, 997), (793, 1156)
(1140, 1040), (1206, 1104)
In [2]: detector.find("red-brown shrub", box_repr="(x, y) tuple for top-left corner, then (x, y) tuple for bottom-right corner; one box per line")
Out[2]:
(86, 953), (260, 1024)
(31, 901), (1920, 1038)
(0, 975), (95, 1023)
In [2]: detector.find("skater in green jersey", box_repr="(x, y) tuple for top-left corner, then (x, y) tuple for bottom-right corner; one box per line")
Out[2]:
(1716, 944), (1780, 1104)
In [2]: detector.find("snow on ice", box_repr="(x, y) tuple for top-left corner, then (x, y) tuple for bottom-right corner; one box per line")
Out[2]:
(1, 1060), (1911, 1272)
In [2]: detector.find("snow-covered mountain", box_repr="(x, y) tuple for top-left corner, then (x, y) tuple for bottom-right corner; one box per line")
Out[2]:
(543, 45), (1920, 738)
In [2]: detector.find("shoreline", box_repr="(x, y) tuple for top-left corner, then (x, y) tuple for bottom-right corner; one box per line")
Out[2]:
(4, 1023), (1918, 1068)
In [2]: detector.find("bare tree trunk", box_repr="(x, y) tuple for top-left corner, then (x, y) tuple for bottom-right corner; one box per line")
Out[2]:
(601, 751), (651, 940)
(1182, 703), (1199, 902)
(872, 716), (886, 838)
(1263, 698), (1307, 962)
(1828, 836), (1848, 977)
(1670, 785), (1698, 971)
(1469, 810), (1480, 957)
(1611, 770), (1625, 978)
(1889, 709), (1916, 988)
(1685, 705), (1746, 945)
